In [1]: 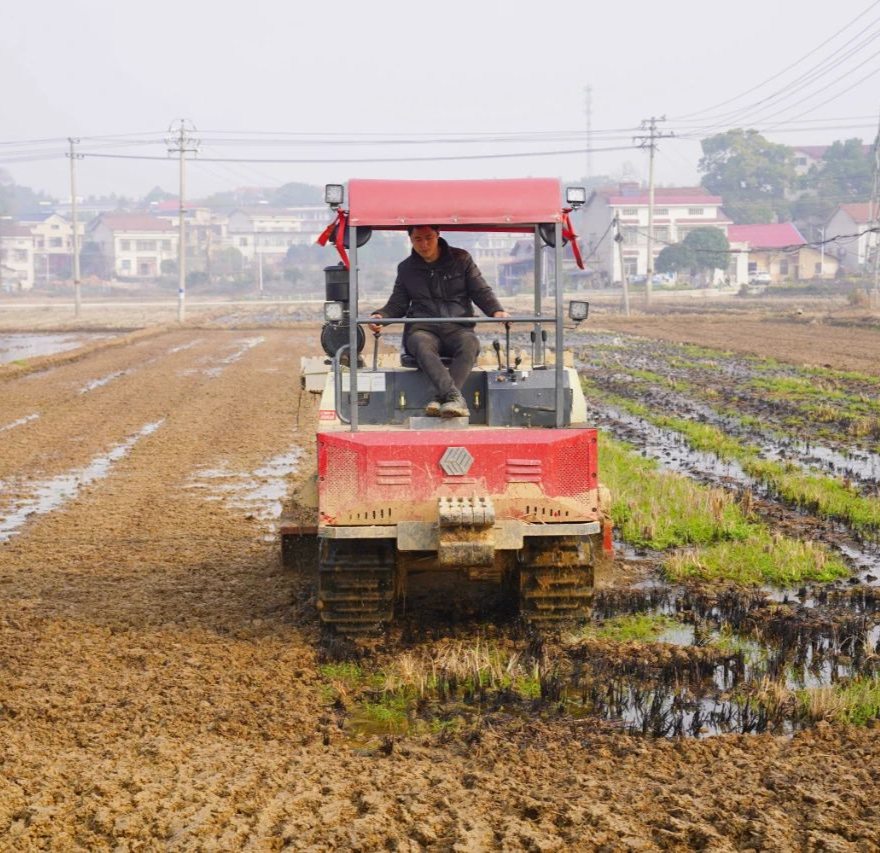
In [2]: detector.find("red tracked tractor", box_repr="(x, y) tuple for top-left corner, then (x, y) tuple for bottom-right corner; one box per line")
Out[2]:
(284, 178), (612, 635)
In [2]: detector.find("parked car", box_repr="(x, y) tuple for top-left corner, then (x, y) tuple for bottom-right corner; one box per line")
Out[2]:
(749, 272), (771, 284)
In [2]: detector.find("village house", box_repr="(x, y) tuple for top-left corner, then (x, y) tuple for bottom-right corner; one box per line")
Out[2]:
(152, 201), (229, 273)
(727, 222), (838, 284)
(227, 206), (328, 264)
(0, 224), (36, 291)
(17, 212), (86, 283)
(824, 202), (876, 273)
(87, 214), (178, 279)
(577, 185), (732, 283)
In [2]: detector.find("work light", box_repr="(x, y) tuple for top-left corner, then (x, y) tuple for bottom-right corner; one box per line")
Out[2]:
(324, 301), (345, 322)
(566, 186), (587, 208)
(568, 300), (589, 322)
(324, 184), (344, 207)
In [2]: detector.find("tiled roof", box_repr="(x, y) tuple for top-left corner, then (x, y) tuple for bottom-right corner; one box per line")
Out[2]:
(1, 225), (35, 238)
(727, 222), (805, 249)
(837, 202), (872, 223)
(93, 215), (175, 232)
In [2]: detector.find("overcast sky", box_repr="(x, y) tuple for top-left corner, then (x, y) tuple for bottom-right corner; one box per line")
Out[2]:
(2, 0), (879, 200)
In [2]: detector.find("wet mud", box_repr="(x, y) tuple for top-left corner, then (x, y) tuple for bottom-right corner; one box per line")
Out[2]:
(0, 320), (878, 849)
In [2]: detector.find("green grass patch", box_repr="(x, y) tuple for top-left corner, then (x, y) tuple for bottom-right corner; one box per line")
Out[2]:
(665, 530), (849, 586)
(798, 676), (880, 726)
(645, 413), (880, 537)
(578, 613), (681, 644)
(601, 434), (754, 550)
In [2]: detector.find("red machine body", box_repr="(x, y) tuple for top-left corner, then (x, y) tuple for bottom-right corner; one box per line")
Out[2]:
(317, 427), (600, 528)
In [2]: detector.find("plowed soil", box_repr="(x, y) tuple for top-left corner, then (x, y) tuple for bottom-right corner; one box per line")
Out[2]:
(1, 326), (879, 851)
(595, 311), (880, 376)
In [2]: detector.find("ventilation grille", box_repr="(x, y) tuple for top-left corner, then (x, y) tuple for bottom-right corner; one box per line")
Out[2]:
(507, 458), (542, 483)
(375, 459), (412, 486)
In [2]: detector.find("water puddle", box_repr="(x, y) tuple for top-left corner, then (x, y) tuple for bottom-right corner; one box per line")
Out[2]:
(0, 420), (164, 544)
(0, 413), (40, 433)
(79, 371), (125, 394)
(181, 337), (265, 378)
(0, 333), (115, 364)
(186, 447), (303, 538)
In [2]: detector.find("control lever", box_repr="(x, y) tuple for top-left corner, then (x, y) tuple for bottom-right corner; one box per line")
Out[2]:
(492, 339), (503, 370)
(514, 350), (522, 371)
(505, 322), (512, 374)
(372, 331), (380, 372)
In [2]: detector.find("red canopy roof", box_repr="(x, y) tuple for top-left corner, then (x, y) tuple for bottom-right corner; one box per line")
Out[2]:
(347, 178), (563, 229)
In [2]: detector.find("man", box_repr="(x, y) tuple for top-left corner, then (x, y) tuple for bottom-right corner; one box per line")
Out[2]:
(369, 225), (509, 418)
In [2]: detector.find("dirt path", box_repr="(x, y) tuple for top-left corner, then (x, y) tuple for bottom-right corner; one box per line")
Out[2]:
(0, 328), (878, 851)
(594, 314), (880, 376)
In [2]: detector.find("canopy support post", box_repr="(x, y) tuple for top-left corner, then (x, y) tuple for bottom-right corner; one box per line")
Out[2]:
(349, 227), (359, 432)
(554, 221), (564, 429)
(533, 226), (543, 366)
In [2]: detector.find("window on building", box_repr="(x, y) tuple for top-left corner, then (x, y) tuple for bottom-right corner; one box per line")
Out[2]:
(121, 260), (131, 270)
(688, 208), (704, 216)
(35, 238), (44, 248)
(654, 227), (669, 243)
(50, 224), (60, 230)
(50, 237), (63, 248)
(779, 260), (789, 276)
(795, 157), (807, 167)
(655, 208), (668, 216)
(239, 237), (248, 247)
(624, 259), (638, 277)
(15, 250), (28, 262)
(120, 240), (131, 251)
(622, 227), (639, 245)
(748, 262), (757, 274)
(162, 240), (171, 250)
(136, 240), (156, 251)
(621, 207), (639, 216)
(815, 262), (822, 274)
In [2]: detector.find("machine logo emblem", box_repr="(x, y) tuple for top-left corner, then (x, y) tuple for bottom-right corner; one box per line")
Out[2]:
(439, 446), (474, 476)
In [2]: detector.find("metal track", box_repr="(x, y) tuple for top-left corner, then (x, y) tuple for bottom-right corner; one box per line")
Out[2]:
(318, 539), (395, 635)
(518, 536), (594, 626)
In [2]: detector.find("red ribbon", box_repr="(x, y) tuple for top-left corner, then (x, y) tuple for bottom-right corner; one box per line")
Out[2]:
(316, 208), (350, 269)
(561, 208), (585, 270)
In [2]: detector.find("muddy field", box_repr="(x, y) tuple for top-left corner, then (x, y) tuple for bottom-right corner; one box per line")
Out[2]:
(1, 309), (879, 851)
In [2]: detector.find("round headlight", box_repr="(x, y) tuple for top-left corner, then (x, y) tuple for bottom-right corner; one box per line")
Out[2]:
(324, 301), (344, 322)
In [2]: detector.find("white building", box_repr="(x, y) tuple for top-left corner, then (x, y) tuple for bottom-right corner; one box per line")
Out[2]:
(18, 212), (86, 283)
(577, 185), (732, 283)
(824, 202), (874, 273)
(87, 214), (178, 278)
(227, 206), (328, 263)
(0, 225), (36, 291)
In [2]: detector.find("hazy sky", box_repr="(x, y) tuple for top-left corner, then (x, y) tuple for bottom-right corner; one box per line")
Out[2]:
(2, 0), (879, 200)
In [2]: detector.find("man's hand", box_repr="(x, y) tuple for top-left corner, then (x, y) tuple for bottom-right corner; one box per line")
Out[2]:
(493, 309), (511, 329)
(368, 313), (384, 334)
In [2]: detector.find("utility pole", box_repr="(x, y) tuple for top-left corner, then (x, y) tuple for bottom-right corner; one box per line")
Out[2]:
(870, 106), (880, 296)
(166, 120), (199, 323)
(583, 84), (593, 181)
(67, 138), (83, 318)
(614, 212), (630, 317)
(634, 116), (674, 308)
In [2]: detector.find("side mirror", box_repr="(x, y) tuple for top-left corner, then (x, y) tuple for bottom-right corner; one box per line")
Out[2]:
(568, 300), (589, 323)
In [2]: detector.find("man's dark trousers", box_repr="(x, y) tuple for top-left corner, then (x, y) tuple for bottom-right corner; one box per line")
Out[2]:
(407, 324), (480, 399)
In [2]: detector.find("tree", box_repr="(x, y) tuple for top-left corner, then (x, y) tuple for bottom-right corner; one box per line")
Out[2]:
(270, 182), (322, 207)
(699, 129), (796, 223)
(656, 243), (696, 275)
(160, 259), (178, 275)
(144, 186), (175, 204)
(683, 228), (730, 281)
(794, 138), (874, 227)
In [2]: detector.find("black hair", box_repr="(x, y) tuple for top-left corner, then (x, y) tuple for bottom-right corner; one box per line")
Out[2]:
(406, 224), (440, 236)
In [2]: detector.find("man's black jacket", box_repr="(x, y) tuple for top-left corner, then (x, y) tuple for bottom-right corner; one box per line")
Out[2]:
(374, 237), (503, 324)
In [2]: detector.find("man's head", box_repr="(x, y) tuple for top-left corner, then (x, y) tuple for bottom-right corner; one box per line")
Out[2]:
(408, 225), (441, 263)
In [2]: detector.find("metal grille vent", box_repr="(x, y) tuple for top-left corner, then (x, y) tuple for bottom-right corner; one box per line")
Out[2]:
(507, 458), (542, 483)
(375, 459), (412, 486)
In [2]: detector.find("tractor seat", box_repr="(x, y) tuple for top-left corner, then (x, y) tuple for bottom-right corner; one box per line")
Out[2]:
(400, 353), (452, 368)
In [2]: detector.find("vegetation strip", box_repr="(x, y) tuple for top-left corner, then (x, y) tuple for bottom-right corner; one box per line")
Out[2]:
(586, 378), (880, 539)
(599, 433), (849, 586)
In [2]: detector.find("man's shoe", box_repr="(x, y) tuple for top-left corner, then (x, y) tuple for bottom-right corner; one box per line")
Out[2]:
(440, 390), (470, 419)
(425, 397), (442, 417)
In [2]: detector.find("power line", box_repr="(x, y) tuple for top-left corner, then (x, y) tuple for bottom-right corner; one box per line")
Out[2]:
(671, 2), (880, 122)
